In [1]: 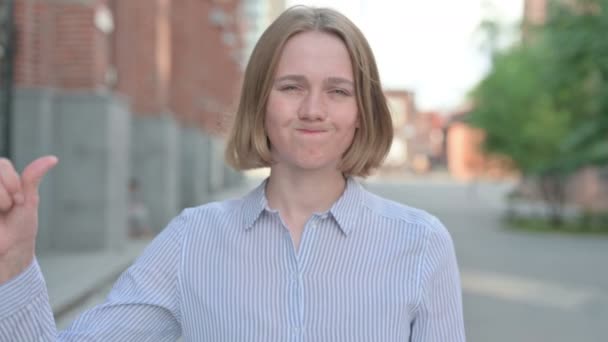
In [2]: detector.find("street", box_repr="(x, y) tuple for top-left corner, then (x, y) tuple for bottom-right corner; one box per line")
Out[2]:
(367, 178), (608, 342)
(59, 177), (608, 341)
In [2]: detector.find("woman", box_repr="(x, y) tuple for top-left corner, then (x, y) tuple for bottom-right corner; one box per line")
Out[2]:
(0, 6), (465, 341)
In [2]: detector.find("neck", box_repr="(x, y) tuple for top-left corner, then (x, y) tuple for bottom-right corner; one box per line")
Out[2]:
(265, 165), (347, 220)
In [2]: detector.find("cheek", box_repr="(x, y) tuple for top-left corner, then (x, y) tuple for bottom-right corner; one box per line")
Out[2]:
(343, 109), (360, 130)
(264, 117), (278, 148)
(265, 96), (293, 130)
(341, 101), (359, 125)
(344, 113), (360, 144)
(264, 112), (288, 150)
(334, 117), (358, 150)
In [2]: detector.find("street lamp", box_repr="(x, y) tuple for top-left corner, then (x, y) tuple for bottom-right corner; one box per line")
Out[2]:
(0, 0), (15, 158)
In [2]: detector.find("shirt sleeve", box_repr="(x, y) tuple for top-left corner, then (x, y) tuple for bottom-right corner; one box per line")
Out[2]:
(410, 217), (466, 342)
(0, 259), (57, 341)
(0, 211), (188, 342)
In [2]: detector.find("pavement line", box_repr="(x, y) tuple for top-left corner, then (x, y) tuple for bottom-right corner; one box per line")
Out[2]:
(461, 270), (604, 311)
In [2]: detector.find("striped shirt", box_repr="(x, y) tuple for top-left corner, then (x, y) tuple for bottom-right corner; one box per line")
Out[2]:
(0, 177), (465, 341)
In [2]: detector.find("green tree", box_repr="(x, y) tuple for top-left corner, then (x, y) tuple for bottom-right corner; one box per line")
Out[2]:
(542, 0), (608, 169)
(468, 43), (572, 224)
(468, 0), (608, 226)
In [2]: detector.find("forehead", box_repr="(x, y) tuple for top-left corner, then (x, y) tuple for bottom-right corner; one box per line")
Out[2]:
(274, 30), (354, 80)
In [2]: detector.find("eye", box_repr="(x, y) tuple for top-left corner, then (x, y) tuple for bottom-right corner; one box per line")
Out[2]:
(329, 88), (352, 96)
(279, 85), (301, 92)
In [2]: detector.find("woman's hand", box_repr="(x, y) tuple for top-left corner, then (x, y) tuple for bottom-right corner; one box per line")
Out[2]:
(0, 156), (58, 284)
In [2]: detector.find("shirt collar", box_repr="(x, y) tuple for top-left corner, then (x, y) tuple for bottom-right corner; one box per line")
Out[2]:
(328, 177), (366, 236)
(240, 177), (367, 236)
(240, 178), (269, 230)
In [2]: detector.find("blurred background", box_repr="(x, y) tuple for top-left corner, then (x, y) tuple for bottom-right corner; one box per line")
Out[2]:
(0, 0), (606, 340)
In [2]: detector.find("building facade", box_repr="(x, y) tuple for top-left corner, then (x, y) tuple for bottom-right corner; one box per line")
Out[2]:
(383, 89), (416, 170)
(8, 0), (252, 254)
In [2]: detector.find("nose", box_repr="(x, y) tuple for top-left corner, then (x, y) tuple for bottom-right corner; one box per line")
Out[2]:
(297, 90), (327, 121)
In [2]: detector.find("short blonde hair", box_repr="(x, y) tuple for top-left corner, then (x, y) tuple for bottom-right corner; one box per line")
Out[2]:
(225, 6), (393, 177)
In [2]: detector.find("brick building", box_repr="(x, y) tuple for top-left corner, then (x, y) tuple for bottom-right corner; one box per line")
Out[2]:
(523, 0), (548, 27)
(6, 0), (253, 254)
(383, 89), (416, 170)
(382, 90), (451, 174)
(409, 111), (446, 173)
(445, 108), (516, 181)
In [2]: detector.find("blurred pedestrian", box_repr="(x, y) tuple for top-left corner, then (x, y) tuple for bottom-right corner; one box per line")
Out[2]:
(0, 6), (465, 341)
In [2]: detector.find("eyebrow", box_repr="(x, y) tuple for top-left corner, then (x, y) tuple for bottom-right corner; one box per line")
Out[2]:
(326, 77), (354, 87)
(274, 75), (354, 87)
(274, 75), (307, 84)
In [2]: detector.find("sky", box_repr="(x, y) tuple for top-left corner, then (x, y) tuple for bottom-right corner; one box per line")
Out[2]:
(285, 0), (524, 112)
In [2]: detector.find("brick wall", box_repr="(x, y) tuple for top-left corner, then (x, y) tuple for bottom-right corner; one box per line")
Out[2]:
(446, 121), (516, 181)
(13, 0), (111, 90)
(170, 0), (243, 134)
(446, 122), (484, 181)
(11, 0), (244, 131)
(411, 111), (445, 164)
(111, 0), (171, 115)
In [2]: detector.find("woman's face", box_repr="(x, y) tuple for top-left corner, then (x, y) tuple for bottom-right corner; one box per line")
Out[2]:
(265, 31), (359, 173)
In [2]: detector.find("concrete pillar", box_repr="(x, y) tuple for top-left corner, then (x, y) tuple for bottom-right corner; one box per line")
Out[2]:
(209, 137), (226, 193)
(130, 115), (180, 232)
(180, 127), (212, 208)
(50, 92), (130, 252)
(12, 88), (55, 255)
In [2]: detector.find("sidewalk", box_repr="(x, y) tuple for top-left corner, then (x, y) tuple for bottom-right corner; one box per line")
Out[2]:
(41, 239), (151, 318)
(42, 177), (260, 323)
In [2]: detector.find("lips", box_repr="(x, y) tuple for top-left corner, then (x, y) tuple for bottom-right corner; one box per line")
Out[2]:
(295, 126), (329, 133)
(297, 128), (326, 134)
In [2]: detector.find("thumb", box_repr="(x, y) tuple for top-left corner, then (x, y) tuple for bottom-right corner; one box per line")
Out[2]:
(21, 155), (59, 205)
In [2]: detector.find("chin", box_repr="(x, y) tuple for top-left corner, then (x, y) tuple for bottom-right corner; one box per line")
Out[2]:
(272, 151), (343, 173)
(290, 158), (340, 172)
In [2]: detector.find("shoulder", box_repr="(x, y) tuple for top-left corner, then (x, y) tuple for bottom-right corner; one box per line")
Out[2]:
(363, 189), (442, 228)
(361, 188), (453, 249)
(176, 197), (245, 230)
(165, 181), (266, 238)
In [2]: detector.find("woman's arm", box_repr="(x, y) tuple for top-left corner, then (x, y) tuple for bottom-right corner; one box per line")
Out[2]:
(0, 210), (187, 341)
(410, 217), (466, 342)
